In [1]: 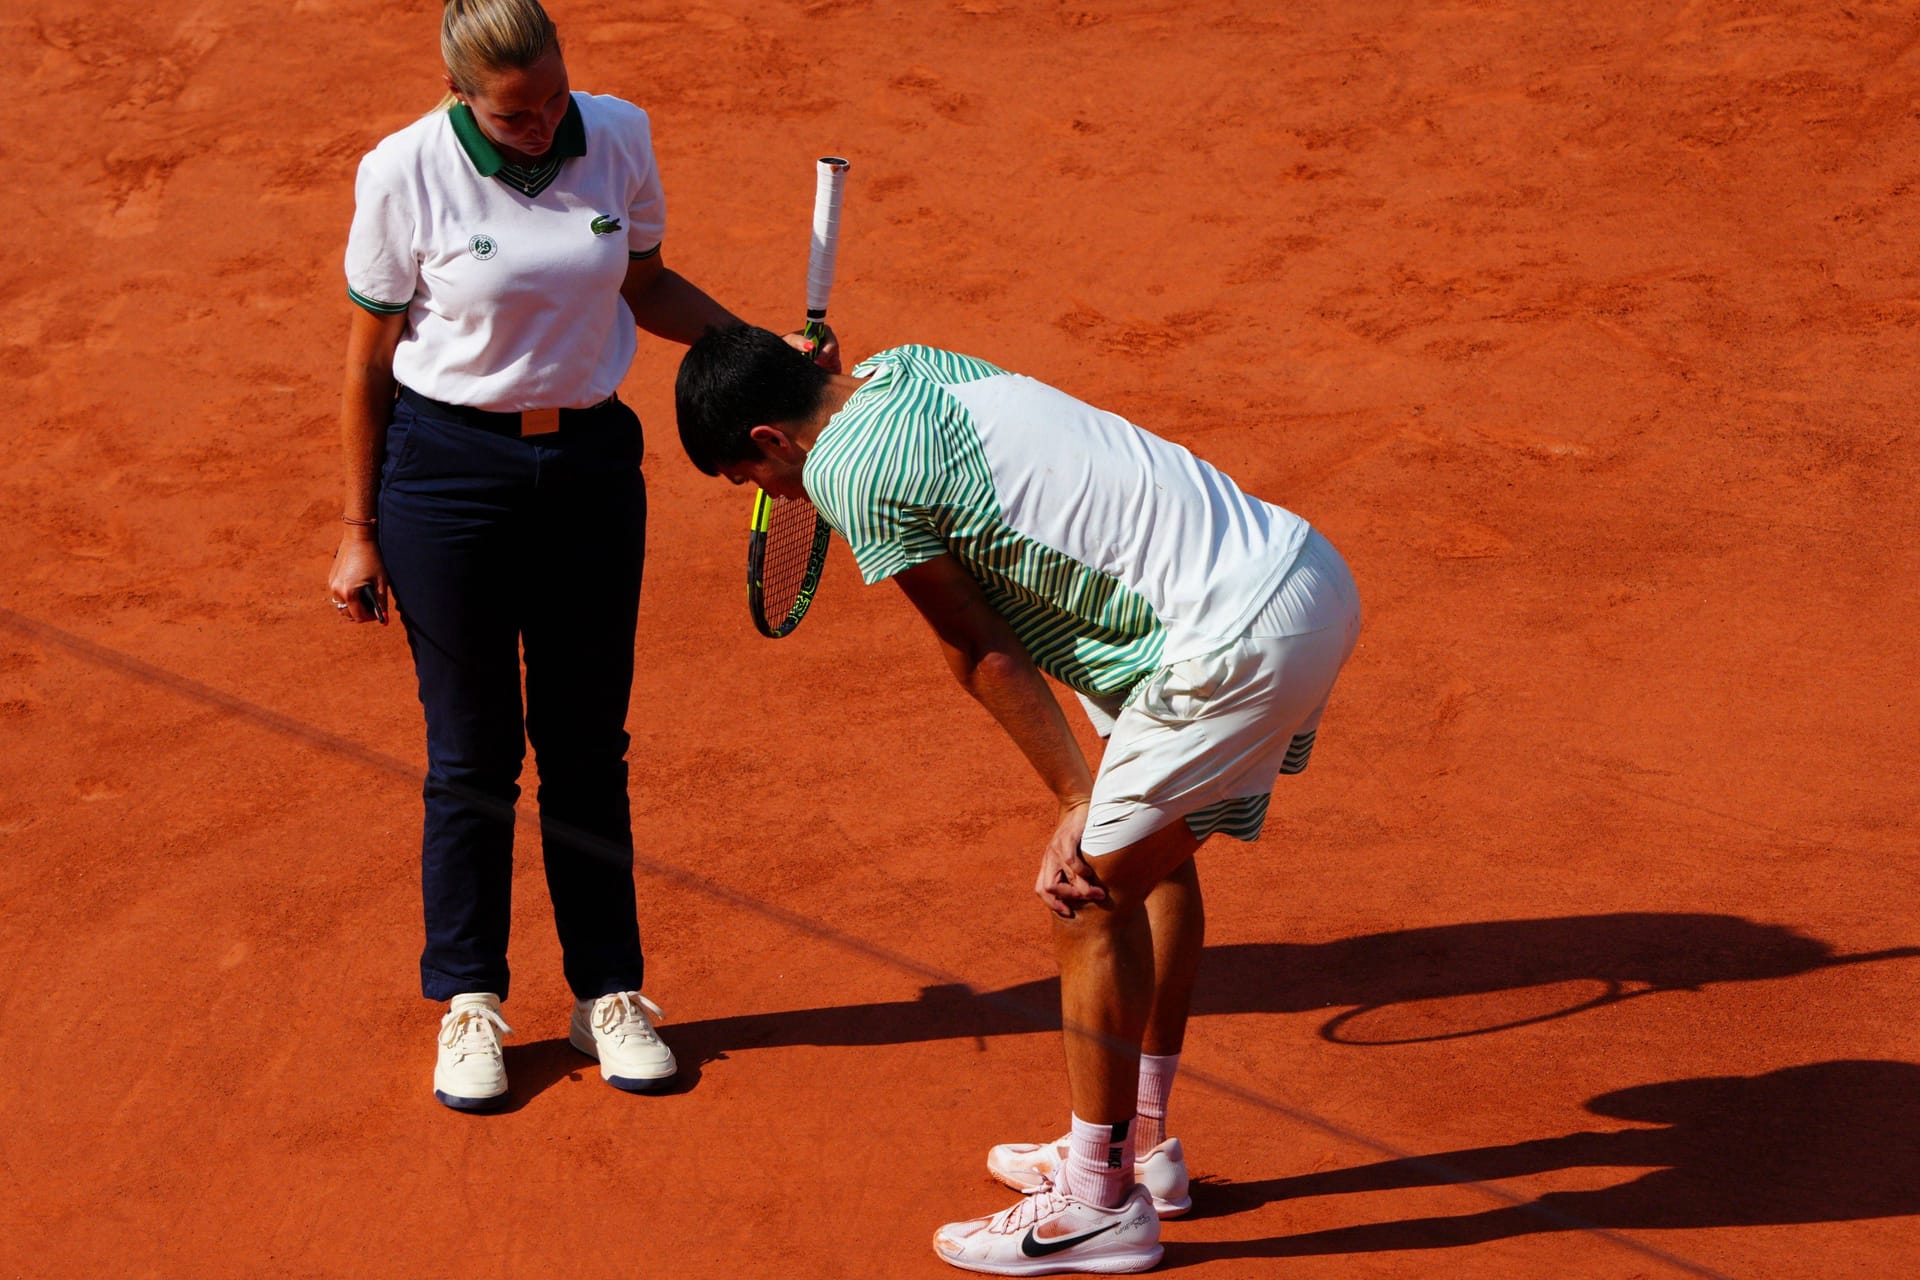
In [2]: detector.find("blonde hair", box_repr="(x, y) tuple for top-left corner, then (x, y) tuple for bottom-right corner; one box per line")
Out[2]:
(434, 0), (559, 110)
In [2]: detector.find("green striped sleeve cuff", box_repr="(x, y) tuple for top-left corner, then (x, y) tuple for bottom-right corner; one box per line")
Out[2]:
(629, 243), (661, 261)
(347, 286), (409, 315)
(848, 542), (942, 585)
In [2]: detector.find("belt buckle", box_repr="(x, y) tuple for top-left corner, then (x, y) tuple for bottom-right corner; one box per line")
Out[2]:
(520, 407), (561, 436)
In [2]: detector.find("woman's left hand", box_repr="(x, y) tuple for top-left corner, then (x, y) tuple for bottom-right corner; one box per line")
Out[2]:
(783, 324), (842, 373)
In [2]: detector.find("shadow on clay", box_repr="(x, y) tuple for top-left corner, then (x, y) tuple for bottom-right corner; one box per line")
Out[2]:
(657, 915), (1918, 1261)
(664, 912), (1918, 1061)
(485, 1037), (704, 1112)
(1168, 1058), (1920, 1260)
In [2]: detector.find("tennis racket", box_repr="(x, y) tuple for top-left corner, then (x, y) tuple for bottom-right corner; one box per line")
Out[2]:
(747, 155), (849, 639)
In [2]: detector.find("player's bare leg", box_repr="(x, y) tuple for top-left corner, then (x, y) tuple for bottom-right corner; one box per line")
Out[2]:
(1053, 820), (1203, 1131)
(933, 828), (1194, 1276)
(986, 849), (1205, 1206)
(1054, 897), (1153, 1123)
(1141, 857), (1204, 1058)
(1135, 856), (1203, 1170)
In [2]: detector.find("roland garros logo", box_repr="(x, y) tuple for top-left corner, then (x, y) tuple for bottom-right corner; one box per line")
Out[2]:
(468, 234), (497, 260)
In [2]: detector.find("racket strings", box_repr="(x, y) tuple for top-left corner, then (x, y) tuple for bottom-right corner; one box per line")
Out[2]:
(759, 505), (822, 617)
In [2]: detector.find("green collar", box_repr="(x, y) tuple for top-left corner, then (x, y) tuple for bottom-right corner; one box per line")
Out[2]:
(449, 95), (586, 176)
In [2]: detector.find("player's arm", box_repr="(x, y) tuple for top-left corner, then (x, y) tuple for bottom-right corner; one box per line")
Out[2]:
(329, 306), (405, 625)
(893, 554), (1105, 916)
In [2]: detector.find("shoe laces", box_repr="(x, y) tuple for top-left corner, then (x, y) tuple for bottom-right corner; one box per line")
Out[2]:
(439, 1004), (511, 1057)
(1015, 1137), (1074, 1197)
(592, 991), (665, 1043)
(989, 1185), (1072, 1235)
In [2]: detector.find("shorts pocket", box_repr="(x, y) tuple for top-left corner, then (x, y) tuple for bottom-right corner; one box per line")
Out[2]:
(1131, 649), (1232, 724)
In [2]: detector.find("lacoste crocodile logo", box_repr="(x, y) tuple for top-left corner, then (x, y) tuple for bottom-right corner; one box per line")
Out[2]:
(590, 214), (622, 236)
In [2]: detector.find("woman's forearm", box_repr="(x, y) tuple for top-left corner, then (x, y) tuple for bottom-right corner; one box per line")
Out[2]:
(627, 266), (740, 345)
(339, 309), (406, 525)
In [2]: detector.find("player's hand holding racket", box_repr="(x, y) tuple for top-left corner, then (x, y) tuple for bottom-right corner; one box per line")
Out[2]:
(748, 156), (849, 639)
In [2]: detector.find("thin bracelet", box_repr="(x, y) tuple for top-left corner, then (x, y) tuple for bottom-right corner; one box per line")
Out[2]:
(342, 515), (377, 527)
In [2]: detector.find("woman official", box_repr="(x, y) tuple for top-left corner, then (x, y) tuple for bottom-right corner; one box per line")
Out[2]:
(326, 0), (833, 1110)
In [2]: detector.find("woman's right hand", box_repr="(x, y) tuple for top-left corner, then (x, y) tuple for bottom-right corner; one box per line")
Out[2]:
(329, 531), (390, 625)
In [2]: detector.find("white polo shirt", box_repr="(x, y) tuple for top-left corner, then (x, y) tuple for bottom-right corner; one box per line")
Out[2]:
(344, 92), (667, 412)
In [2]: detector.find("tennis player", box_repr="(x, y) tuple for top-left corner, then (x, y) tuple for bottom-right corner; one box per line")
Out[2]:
(325, 1), (834, 1112)
(675, 325), (1361, 1275)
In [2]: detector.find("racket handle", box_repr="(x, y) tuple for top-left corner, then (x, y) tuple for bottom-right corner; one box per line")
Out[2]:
(805, 156), (850, 336)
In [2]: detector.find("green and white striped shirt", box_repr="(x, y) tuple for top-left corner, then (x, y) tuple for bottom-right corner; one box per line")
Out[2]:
(804, 345), (1309, 699)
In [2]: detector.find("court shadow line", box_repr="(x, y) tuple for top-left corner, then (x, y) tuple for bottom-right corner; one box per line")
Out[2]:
(1165, 1058), (1920, 1263)
(664, 912), (1920, 1065)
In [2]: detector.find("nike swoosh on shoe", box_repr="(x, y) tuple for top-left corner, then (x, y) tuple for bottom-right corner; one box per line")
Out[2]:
(1019, 1221), (1119, 1258)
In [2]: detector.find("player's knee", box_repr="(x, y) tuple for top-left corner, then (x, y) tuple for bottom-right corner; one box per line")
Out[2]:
(1052, 888), (1148, 936)
(1051, 908), (1115, 955)
(1080, 833), (1199, 912)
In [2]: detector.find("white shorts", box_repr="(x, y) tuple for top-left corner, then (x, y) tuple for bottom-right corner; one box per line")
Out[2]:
(1080, 528), (1361, 856)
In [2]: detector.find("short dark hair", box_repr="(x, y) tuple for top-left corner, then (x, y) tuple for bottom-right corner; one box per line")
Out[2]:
(675, 324), (831, 476)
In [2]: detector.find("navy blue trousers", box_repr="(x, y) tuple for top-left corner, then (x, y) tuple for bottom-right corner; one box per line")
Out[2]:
(377, 388), (647, 1003)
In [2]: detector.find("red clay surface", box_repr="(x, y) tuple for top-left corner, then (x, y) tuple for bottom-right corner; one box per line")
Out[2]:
(5, 2), (1918, 1277)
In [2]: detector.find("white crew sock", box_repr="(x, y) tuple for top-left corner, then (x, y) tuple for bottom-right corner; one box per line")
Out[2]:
(1061, 1112), (1134, 1208)
(1135, 1051), (1180, 1151)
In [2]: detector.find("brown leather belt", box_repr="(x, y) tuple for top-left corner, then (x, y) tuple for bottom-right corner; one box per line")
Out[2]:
(397, 386), (619, 438)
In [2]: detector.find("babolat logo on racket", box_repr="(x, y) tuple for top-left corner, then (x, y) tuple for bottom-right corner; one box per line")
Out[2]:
(590, 214), (622, 236)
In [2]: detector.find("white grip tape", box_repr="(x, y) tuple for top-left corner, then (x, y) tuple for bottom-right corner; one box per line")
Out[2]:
(806, 156), (850, 316)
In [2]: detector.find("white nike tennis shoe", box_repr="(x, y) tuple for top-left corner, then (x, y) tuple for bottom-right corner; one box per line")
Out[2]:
(569, 991), (677, 1092)
(433, 993), (511, 1111)
(987, 1137), (1191, 1218)
(934, 1182), (1161, 1276)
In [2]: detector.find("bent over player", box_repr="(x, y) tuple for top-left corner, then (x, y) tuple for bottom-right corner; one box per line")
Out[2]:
(676, 326), (1361, 1275)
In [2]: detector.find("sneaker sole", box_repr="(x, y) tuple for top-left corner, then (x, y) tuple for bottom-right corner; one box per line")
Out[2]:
(932, 1243), (1164, 1276)
(568, 1029), (677, 1093)
(433, 1087), (507, 1112)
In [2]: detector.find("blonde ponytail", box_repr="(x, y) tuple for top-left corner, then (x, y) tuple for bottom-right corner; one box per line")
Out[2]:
(433, 0), (559, 111)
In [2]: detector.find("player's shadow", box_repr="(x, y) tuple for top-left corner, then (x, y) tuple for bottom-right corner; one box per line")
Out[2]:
(664, 913), (1918, 1064)
(489, 1037), (703, 1112)
(1167, 1059), (1920, 1261)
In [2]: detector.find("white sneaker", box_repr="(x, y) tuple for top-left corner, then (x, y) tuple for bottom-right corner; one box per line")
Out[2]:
(569, 991), (677, 1092)
(433, 993), (511, 1111)
(987, 1137), (1191, 1218)
(933, 1183), (1161, 1276)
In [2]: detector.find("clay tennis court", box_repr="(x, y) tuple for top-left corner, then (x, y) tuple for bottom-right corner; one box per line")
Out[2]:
(5, 0), (1917, 1276)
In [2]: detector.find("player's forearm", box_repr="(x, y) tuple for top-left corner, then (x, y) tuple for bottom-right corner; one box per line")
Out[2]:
(627, 268), (740, 345)
(896, 557), (1092, 807)
(953, 646), (1096, 808)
